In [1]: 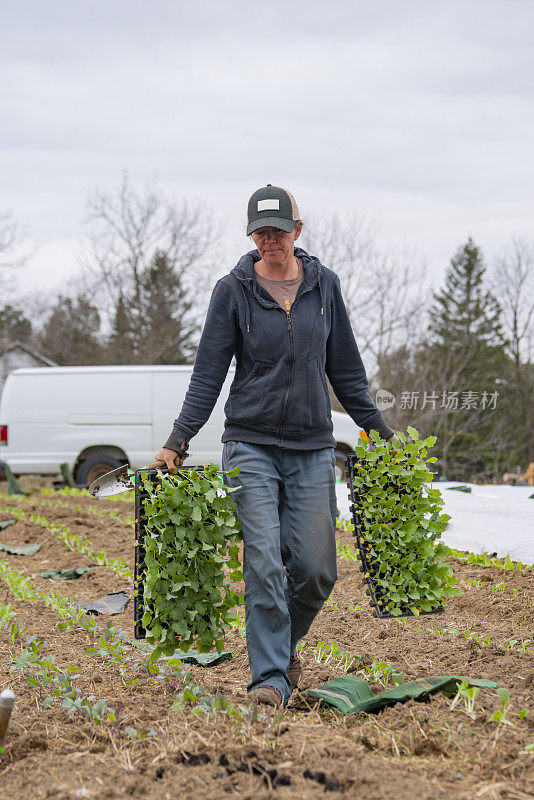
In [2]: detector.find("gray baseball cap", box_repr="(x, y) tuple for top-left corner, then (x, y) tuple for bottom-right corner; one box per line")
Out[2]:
(246, 185), (300, 236)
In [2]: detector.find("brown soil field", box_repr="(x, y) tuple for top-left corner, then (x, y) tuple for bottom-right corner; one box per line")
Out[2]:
(0, 477), (533, 800)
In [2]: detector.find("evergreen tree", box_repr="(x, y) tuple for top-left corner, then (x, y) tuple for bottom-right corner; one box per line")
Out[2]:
(0, 304), (32, 348)
(137, 250), (198, 364)
(104, 251), (199, 365)
(423, 239), (511, 479)
(428, 237), (506, 348)
(38, 295), (103, 365)
(106, 292), (137, 364)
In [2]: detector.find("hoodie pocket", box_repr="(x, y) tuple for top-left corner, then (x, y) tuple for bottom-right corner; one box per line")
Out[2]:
(232, 363), (260, 392)
(225, 362), (275, 427)
(305, 356), (330, 429)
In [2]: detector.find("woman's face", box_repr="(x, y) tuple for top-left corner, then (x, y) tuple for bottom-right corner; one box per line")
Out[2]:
(251, 224), (302, 267)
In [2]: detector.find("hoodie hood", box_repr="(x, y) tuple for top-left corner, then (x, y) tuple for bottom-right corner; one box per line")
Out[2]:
(230, 247), (325, 332)
(231, 246), (322, 284)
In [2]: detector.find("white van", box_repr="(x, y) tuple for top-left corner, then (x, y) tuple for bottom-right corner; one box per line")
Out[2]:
(0, 366), (363, 485)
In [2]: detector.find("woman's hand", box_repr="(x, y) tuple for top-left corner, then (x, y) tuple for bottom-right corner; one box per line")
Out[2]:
(153, 441), (187, 474)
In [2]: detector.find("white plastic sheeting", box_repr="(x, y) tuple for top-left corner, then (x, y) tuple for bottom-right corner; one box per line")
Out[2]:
(336, 481), (534, 566)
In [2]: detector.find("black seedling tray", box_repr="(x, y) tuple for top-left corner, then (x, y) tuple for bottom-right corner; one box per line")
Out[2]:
(344, 453), (444, 619)
(134, 465), (206, 639)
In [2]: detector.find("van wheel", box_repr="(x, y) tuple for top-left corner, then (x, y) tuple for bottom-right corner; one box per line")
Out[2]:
(76, 455), (126, 486)
(334, 450), (348, 483)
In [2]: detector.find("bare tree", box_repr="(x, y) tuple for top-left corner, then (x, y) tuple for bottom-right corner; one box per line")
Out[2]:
(0, 214), (23, 267)
(301, 213), (428, 376)
(491, 238), (534, 461)
(0, 213), (34, 351)
(0, 213), (31, 298)
(81, 174), (221, 335)
(492, 238), (534, 367)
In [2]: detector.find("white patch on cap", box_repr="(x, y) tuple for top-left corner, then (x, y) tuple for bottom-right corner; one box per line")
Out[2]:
(257, 199), (280, 211)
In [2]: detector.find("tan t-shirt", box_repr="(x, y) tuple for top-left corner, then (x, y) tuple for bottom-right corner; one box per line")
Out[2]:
(254, 259), (303, 313)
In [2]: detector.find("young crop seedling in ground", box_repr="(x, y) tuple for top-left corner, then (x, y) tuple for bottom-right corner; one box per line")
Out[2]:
(295, 639), (360, 674)
(347, 602), (365, 613)
(172, 682), (286, 745)
(336, 517), (354, 532)
(490, 688), (529, 728)
(0, 565), (194, 706)
(360, 658), (404, 688)
(336, 542), (359, 561)
(0, 504), (133, 581)
(445, 547), (532, 573)
(450, 680), (481, 719)
(351, 426), (462, 617)
(48, 498), (134, 526)
(39, 486), (135, 503)
(138, 464), (243, 656)
(324, 592), (339, 610)
(459, 577), (529, 597)
(5, 622), (156, 742)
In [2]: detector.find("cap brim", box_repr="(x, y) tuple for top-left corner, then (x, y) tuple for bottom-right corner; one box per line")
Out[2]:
(246, 217), (295, 236)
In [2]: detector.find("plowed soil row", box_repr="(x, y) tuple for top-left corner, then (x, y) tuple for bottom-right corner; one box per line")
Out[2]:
(0, 483), (533, 800)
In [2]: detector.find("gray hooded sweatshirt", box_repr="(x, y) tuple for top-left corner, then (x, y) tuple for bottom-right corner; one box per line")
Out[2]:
(164, 247), (394, 452)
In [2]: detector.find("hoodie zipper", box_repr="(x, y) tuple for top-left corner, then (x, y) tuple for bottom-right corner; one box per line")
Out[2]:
(276, 280), (319, 445)
(277, 312), (294, 445)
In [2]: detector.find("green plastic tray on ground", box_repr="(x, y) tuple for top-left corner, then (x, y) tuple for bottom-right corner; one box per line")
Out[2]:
(0, 541), (41, 556)
(308, 674), (497, 714)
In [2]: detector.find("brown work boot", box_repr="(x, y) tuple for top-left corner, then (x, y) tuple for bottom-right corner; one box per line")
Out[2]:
(248, 685), (282, 707)
(288, 653), (302, 688)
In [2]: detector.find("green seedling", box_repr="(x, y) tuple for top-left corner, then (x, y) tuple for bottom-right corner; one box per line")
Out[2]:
(0, 505), (25, 520)
(28, 509), (132, 580)
(40, 486), (135, 503)
(1, 567), (195, 720)
(0, 502), (132, 580)
(295, 641), (305, 659)
(6, 627), (155, 739)
(297, 639), (359, 673)
(336, 542), (359, 561)
(124, 726), (157, 741)
(226, 616), (246, 637)
(139, 464), (243, 656)
(490, 688), (513, 726)
(445, 547), (532, 573)
(50, 498), (134, 526)
(427, 626), (447, 639)
(40, 487), (91, 497)
(324, 592), (339, 610)
(450, 680), (481, 719)
(0, 603), (17, 629)
(350, 427), (462, 617)
(0, 559), (197, 705)
(360, 657), (404, 688)
(489, 688), (528, 728)
(462, 578), (487, 589)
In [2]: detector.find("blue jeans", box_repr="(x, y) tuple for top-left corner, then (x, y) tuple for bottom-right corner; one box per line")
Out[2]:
(222, 441), (338, 703)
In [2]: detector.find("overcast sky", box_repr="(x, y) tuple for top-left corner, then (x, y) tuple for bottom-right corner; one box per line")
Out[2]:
(1, 1), (533, 296)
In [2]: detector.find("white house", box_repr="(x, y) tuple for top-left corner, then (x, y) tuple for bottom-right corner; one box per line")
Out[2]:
(0, 341), (56, 396)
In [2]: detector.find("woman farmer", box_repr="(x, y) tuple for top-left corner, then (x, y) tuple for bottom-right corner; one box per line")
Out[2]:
(155, 185), (397, 706)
